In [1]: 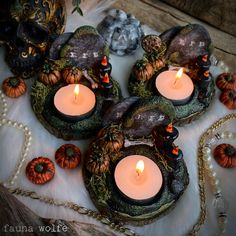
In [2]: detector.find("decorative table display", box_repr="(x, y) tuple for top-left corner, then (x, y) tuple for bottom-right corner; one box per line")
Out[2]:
(0, 2), (236, 236)
(83, 101), (189, 224)
(128, 24), (215, 125)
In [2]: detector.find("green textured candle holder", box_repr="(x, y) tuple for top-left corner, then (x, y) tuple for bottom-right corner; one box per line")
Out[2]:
(83, 101), (189, 225)
(83, 132), (189, 225)
(30, 79), (122, 140)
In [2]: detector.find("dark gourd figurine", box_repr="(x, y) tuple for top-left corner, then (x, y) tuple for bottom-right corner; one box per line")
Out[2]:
(96, 127), (124, 153)
(85, 148), (110, 174)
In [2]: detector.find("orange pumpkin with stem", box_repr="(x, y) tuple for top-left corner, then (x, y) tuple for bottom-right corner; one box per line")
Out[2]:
(216, 73), (236, 91)
(26, 157), (55, 185)
(62, 66), (82, 84)
(219, 90), (236, 109)
(2, 77), (26, 98)
(55, 144), (81, 169)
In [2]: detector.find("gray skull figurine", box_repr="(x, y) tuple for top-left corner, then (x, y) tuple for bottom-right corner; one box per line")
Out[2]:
(0, 0), (66, 78)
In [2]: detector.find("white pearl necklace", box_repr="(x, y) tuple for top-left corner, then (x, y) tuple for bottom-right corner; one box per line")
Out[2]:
(0, 90), (32, 187)
(203, 131), (236, 234)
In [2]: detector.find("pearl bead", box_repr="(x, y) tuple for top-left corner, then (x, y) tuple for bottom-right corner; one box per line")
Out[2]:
(7, 120), (12, 125)
(1, 118), (6, 124)
(26, 131), (32, 136)
(206, 163), (214, 171)
(18, 123), (23, 129)
(13, 122), (18, 127)
(24, 126), (29, 131)
(203, 147), (211, 154)
(210, 171), (217, 178)
(214, 179), (220, 187)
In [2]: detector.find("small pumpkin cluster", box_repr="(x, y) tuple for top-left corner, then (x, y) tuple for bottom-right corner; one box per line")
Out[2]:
(216, 72), (236, 110)
(38, 60), (83, 86)
(85, 126), (124, 175)
(132, 36), (166, 82)
(25, 144), (81, 185)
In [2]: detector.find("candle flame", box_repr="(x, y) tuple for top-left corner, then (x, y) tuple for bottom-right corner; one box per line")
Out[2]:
(136, 160), (144, 176)
(74, 84), (80, 96)
(174, 68), (183, 85)
(74, 84), (79, 103)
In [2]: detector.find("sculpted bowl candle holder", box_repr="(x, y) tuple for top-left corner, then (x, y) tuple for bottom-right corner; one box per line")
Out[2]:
(31, 26), (122, 140)
(83, 96), (189, 225)
(128, 24), (215, 126)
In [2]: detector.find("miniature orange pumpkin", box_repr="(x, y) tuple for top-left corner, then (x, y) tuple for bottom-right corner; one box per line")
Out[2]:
(26, 157), (55, 184)
(2, 77), (26, 98)
(55, 144), (81, 169)
(148, 53), (166, 71)
(38, 61), (61, 85)
(62, 66), (82, 84)
(85, 148), (110, 174)
(132, 59), (154, 81)
(96, 127), (124, 153)
(216, 73), (236, 91)
(213, 143), (236, 168)
(219, 90), (236, 109)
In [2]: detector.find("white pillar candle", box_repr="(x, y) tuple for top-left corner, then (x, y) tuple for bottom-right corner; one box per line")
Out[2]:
(114, 155), (163, 203)
(155, 68), (194, 105)
(54, 84), (96, 121)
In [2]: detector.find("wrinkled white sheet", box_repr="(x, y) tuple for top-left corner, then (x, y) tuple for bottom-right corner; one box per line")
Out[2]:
(0, 2), (235, 235)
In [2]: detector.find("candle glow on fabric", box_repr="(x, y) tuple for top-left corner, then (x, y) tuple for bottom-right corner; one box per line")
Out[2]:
(114, 155), (163, 201)
(155, 68), (194, 105)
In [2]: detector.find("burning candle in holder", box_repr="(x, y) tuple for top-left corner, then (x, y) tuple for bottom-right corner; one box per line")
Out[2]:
(155, 68), (194, 105)
(54, 84), (96, 122)
(114, 155), (163, 205)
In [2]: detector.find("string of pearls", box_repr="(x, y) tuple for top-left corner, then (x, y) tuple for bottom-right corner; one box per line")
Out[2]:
(202, 130), (236, 235)
(0, 89), (32, 187)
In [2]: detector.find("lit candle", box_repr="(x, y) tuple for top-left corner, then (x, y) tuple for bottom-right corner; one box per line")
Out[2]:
(114, 155), (163, 204)
(54, 84), (96, 122)
(155, 68), (194, 105)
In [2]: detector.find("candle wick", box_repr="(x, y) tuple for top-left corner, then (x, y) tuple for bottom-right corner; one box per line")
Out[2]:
(74, 94), (78, 104)
(174, 77), (178, 86)
(136, 170), (140, 176)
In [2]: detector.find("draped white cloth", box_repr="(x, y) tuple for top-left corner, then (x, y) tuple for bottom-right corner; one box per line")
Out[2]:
(0, 2), (235, 235)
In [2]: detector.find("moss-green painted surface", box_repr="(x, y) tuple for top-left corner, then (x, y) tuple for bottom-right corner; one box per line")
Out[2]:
(30, 79), (122, 140)
(83, 145), (189, 225)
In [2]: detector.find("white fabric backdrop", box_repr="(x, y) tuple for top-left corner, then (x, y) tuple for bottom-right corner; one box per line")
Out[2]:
(0, 2), (235, 235)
